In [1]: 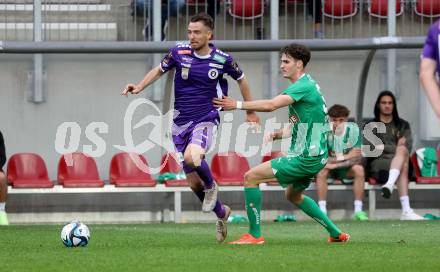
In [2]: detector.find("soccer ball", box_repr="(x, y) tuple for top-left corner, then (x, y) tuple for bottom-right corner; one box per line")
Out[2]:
(60, 221), (90, 247)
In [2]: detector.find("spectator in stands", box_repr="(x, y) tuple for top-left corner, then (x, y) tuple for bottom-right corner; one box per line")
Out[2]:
(315, 104), (368, 221)
(132, 0), (185, 41)
(0, 130), (8, 225)
(420, 19), (440, 120)
(306, 0), (323, 39)
(365, 91), (424, 220)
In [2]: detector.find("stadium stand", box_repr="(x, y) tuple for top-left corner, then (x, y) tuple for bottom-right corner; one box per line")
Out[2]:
(109, 153), (156, 187)
(6, 153), (54, 188)
(368, 0), (403, 18)
(58, 152), (105, 188)
(0, 0), (117, 41)
(228, 0), (264, 19)
(211, 152), (250, 186)
(414, 0), (440, 17)
(323, 0), (357, 18)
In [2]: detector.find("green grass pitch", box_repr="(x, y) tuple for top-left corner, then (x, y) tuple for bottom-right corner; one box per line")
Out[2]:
(0, 221), (439, 272)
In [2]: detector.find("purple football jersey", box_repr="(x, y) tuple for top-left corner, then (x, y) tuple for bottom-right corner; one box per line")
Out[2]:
(159, 43), (244, 127)
(422, 19), (440, 76)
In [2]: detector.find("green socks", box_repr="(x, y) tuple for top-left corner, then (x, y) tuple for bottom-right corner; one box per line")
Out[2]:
(298, 195), (341, 238)
(244, 187), (262, 238)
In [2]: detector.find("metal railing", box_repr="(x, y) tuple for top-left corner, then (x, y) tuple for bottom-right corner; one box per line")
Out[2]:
(1, 0), (439, 41)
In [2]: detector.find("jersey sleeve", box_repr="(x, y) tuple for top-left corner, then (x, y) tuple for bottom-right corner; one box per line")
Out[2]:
(350, 123), (362, 149)
(400, 121), (413, 152)
(282, 82), (309, 102)
(159, 48), (177, 73)
(224, 56), (244, 81)
(422, 22), (439, 61)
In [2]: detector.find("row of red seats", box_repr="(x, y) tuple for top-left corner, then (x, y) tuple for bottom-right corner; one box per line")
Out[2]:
(7, 150), (439, 189)
(6, 151), (285, 189)
(220, 0), (440, 19)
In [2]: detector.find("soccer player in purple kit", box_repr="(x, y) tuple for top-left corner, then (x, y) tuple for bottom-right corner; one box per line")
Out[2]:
(122, 13), (259, 242)
(420, 19), (440, 120)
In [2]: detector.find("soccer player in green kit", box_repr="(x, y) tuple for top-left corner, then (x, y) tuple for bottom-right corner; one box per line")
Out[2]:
(213, 44), (350, 244)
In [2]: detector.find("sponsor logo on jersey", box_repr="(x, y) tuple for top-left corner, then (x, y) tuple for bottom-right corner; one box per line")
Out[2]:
(213, 54), (226, 64)
(161, 52), (172, 66)
(178, 50), (192, 55)
(208, 68), (219, 79)
(209, 63), (223, 69)
(231, 60), (242, 74)
(181, 67), (189, 80)
(289, 115), (299, 124)
(182, 56), (193, 63)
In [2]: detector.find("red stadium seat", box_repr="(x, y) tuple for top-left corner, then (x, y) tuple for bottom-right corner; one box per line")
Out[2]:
(368, 0), (403, 18)
(410, 152), (440, 184)
(228, 0), (264, 19)
(109, 153), (156, 187)
(7, 153), (54, 188)
(160, 153), (187, 187)
(415, 0), (440, 17)
(211, 152), (250, 186)
(58, 152), (104, 188)
(323, 0), (357, 18)
(261, 151), (287, 163)
(368, 177), (379, 185)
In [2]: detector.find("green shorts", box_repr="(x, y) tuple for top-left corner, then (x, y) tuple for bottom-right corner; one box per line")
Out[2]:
(270, 154), (327, 190)
(329, 168), (350, 180)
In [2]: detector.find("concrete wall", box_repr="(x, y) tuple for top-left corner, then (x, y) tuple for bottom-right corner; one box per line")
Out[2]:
(0, 48), (427, 181)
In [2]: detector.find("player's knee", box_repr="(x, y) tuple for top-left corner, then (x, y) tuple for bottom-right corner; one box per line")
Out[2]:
(316, 169), (329, 180)
(183, 153), (201, 168)
(285, 190), (302, 205)
(243, 171), (258, 187)
(0, 172), (6, 186)
(396, 145), (409, 158)
(351, 165), (365, 178)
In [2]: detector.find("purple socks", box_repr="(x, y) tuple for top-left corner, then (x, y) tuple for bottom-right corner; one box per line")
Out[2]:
(194, 160), (215, 189)
(194, 190), (225, 219)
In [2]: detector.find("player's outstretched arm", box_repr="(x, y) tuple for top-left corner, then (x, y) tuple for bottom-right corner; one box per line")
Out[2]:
(420, 58), (440, 120)
(236, 76), (260, 125)
(121, 65), (164, 96)
(213, 94), (293, 112)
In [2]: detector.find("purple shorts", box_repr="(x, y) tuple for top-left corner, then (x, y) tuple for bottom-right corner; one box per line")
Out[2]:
(172, 121), (217, 154)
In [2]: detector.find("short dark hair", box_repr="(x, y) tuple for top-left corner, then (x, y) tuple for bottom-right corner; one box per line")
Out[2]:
(190, 13), (214, 30)
(280, 44), (311, 68)
(328, 104), (350, 118)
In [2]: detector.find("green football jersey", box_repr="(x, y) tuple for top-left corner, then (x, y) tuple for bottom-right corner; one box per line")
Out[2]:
(282, 74), (330, 157)
(328, 123), (362, 157)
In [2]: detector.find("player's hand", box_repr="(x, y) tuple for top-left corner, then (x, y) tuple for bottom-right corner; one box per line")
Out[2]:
(397, 136), (407, 146)
(245, 111), (261, 129)
(122, 84), (142, 96)
(213, 96), (237, 111)
(325, 163), (337, 170)
(263, 132), (276, 145)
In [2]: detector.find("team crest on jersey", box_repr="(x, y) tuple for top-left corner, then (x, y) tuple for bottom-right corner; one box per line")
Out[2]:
(289, 115), (299, 124)
(181, 67), (189, 80)
(213, 54), (226, 64)
(208, 68), (219, 79)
